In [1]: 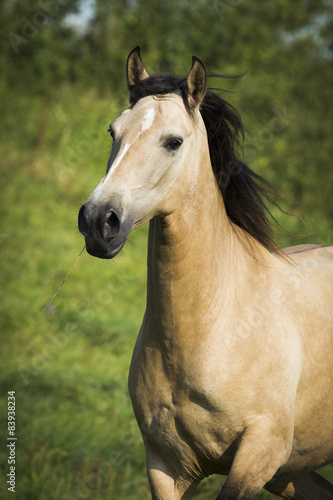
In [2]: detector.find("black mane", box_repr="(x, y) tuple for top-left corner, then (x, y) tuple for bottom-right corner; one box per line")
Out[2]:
(129, 73), (281, 253)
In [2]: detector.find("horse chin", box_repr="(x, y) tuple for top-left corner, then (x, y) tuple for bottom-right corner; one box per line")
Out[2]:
(85, 240), (126, 260)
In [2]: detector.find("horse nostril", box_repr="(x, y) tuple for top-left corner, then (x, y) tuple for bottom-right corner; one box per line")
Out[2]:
(103, 210), (120, 240)
(78, 204), (88, 236)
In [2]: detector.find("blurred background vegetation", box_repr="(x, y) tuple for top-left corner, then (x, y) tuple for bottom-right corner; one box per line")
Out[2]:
(0, 0), (332, 498)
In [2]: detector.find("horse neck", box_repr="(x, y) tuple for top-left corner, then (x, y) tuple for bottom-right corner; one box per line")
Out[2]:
(145, 149), (273, 352)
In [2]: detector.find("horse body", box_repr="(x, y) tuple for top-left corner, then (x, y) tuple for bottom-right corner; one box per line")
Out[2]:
(78, 47), (333, 499)
(128, 123), (333, 497)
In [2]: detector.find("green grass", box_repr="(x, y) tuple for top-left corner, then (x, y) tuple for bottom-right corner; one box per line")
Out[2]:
(0, 85), (332, 499)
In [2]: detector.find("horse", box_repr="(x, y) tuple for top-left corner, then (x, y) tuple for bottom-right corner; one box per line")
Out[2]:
(78, 46), (333, 499)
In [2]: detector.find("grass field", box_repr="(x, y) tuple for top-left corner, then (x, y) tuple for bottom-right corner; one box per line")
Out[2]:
(0, 85), (332, 499)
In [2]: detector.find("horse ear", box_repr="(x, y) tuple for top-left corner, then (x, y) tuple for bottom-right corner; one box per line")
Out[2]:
(186, 56), (207, 109)
(126, 45), (150, 89)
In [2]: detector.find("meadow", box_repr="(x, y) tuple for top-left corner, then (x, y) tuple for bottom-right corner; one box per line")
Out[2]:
(0, 80), (332, 500)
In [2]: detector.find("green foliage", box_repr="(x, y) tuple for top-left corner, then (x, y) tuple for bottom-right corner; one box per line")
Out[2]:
(0, 0), (332, 498)
(0, 0), (82, 91)
(0, 87), (151, 499)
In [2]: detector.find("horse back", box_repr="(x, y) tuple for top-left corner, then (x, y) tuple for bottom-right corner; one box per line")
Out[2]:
(281, 244), (333, 277)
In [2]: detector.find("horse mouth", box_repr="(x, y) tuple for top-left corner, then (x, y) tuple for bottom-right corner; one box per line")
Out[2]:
(85, 241), (125, 259)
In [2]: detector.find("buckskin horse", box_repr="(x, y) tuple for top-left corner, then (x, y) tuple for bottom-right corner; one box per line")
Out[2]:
(78, 47), (333, 499)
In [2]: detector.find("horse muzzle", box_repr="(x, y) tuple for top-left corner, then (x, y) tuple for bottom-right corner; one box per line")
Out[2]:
(78, 201), (132, 259)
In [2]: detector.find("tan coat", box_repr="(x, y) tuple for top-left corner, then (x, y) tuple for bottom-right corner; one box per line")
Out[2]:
(79, 47), (333, 499)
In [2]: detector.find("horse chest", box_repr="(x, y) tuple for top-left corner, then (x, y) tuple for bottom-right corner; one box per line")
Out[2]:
(129, 345), (241, 471)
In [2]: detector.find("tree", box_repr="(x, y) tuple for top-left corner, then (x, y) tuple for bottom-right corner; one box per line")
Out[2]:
(0, 0), (81, 91)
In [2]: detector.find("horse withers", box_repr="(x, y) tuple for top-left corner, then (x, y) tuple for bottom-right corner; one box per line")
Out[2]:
(78, 47), (333, 499)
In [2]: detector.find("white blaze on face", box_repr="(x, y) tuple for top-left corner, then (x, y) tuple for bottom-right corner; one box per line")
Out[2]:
(106, 107), (156, 178)
(90, 107), (156, 205)
(90, 177), (106, 206)
(107, 142), (131, 174)
(141, 107), (156, 132)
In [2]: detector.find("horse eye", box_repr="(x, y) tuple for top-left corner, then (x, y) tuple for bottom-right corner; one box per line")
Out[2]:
(165, 138), (183, 151)
(107, 126), (114, 139)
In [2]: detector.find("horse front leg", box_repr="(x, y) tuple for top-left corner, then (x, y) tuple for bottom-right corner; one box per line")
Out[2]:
(265, 471), (333, 499)
(216, 417), (293, 500)
(145, 443), (199, 500)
